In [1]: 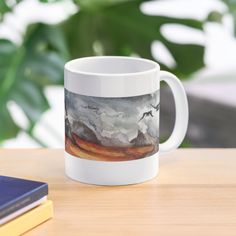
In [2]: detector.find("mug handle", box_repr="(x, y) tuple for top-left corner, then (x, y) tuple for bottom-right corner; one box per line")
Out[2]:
(159, 71), (189, 154)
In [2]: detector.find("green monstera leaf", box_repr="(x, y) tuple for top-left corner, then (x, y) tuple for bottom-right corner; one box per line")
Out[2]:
(0, 0), (207, 145)
(63, 0), (204, 78)
(0, 24), (68, 143)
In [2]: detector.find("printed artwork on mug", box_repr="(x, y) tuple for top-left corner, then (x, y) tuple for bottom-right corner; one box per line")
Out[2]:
(65, 89), (160, 161)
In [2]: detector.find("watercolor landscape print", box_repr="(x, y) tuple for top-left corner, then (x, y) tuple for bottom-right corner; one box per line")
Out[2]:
(65, 89), (160, 162)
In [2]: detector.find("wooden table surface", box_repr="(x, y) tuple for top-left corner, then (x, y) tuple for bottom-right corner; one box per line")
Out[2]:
(0, 149), (236, 236)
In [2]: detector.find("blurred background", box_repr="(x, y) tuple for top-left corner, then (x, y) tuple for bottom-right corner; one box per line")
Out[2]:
(0, 0), (235, 148)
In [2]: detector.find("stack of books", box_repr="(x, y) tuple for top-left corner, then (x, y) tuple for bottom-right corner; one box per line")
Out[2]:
(0, 175), (53, 235)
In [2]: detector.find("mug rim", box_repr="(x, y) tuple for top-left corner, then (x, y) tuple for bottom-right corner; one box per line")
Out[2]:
(64, 56), (160, 77)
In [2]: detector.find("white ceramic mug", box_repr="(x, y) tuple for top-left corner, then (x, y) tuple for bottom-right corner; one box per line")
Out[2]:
(64, 56), (188, 185)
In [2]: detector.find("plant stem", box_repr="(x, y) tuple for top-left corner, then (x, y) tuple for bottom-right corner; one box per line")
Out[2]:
(27, 132), (48, 148)
(21, 128), (48, 147)
(40, 120), (63, 144)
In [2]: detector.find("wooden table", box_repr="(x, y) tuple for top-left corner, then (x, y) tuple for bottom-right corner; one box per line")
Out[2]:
(0, 149), (236, 236)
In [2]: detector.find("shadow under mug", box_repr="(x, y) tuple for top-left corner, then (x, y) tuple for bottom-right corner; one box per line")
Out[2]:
(64, 56), (188, 185)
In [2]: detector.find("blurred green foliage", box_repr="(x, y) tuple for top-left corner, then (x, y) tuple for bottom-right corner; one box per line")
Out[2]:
(223, 0), (236, 35)
(0, 0), (206, 145)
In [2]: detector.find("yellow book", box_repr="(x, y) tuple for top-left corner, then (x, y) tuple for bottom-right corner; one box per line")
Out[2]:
(0, 200), (53, 236)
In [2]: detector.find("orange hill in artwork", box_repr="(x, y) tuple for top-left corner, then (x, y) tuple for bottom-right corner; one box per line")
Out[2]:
(65, 133), (155, 162)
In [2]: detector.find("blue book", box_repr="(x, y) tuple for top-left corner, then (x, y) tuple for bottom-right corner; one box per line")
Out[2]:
(0, 176), (48, 220)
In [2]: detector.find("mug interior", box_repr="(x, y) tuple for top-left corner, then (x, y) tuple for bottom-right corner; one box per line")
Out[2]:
(65, 56), (159, 75)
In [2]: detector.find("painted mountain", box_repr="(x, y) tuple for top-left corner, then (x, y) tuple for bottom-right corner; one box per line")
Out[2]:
(65, 89), (159, 161)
